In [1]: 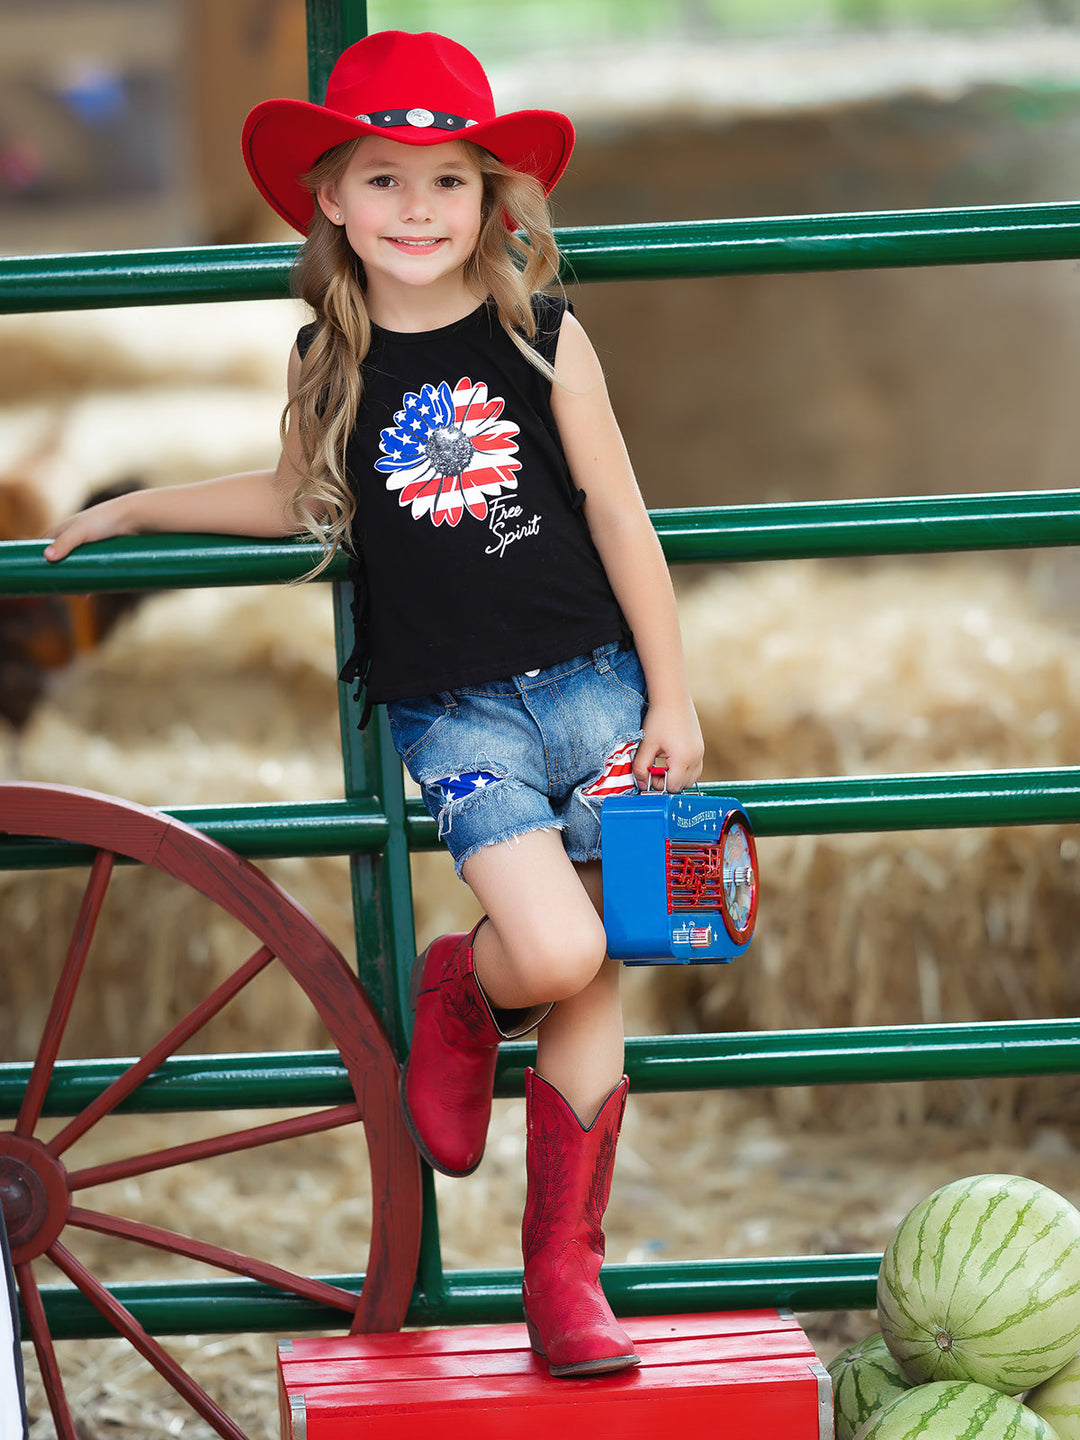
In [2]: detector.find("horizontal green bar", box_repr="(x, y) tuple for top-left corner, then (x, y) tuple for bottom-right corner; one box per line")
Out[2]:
(5, 1018), (1080, 1119)
(0, 242), (296, 313)
(0, 769), (1075, 871)
(31, 1255), (880, 1338)
(414, 1255), (881, 1327)
(652, 488), (1080, 562)
(730, 767), (1080, 836)
(171, 798), (388, 857)
(615, 1018), (1080, 1092)
(4, 490), (1077, 596)
(0, 1051), (356, 1118)
(410, 768), (1080, 849)
(4, 202), (1080, 313)
(559, 202), (1080, 283)
(498, 1017), (1080, 1094)
(0, 799), (386, 868)
(0, 533), (331, 595)
(32, 1273), (351, 1339)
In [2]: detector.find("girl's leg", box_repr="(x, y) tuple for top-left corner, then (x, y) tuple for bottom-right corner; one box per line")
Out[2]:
(465, 839), (623, 1122)
(533, 860), (624, 1125)
(533, 955), (623, 1126)
(463, 830), (609, 1011)
(401, 828), (598, 1178)
(465, 839), (638, 1377)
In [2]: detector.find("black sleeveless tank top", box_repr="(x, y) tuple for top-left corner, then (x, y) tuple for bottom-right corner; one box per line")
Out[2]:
(299, 294), (628, 707)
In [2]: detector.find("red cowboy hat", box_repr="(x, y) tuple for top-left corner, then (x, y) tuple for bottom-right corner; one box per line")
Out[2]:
(242, 30), (575, 235)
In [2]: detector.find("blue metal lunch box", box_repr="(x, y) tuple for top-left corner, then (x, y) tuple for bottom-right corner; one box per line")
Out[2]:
(600, 792), (758, 964)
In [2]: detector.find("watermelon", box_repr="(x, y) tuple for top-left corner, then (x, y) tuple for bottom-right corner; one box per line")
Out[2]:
(877, 1172), (1080, 1394)
(850, 1380), (1057, 1440)
(1026, 1350), (1080, 1438)
(828, 1333), (913, 1440)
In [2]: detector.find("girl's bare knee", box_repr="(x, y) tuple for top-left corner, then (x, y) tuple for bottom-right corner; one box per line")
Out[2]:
(505, 913), (607, 1003)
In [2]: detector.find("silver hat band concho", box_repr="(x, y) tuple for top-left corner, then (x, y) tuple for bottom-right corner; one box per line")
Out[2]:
(355, 108), (479, 131)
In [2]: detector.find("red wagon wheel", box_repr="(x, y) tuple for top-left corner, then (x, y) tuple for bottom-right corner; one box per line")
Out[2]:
(0, 783), (422, 1440)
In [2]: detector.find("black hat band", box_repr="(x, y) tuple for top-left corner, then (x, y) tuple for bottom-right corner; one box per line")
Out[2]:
(355, 108), (479, 132)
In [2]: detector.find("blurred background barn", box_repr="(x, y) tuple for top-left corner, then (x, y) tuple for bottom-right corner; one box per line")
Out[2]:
(2, 1), (1080, 1435)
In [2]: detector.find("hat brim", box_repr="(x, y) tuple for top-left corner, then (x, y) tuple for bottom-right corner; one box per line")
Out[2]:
(242, 98), (575, 235)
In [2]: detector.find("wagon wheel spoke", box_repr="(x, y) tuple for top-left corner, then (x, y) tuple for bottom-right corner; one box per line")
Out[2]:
(67, 1101), (363, 1189)
(47, 1239), (247, 1440)
(68, 1206), (359, 1312)
(15, 1261), (79, 1440)
(48, 941), (276, 1159)
(16, 850), (116, 1139)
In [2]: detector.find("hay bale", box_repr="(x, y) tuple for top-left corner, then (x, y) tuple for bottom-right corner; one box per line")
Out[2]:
(20, 583), (342, 764)
(635, 557), (1080, 1131)
(0, 301), (305, 404)
(0, 300), (303, 522)
(3, 583), (355, 1063)
(685, 557), (1079, 780)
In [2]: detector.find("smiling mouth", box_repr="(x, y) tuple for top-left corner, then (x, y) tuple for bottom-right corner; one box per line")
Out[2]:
(387, 237), (446, 248)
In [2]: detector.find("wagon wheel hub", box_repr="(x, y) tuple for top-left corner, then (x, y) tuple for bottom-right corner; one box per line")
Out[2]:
(0, 1132), (70, 1263)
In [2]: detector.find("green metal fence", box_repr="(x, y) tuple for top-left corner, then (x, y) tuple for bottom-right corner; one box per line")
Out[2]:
(2, 0), (1079, 1344)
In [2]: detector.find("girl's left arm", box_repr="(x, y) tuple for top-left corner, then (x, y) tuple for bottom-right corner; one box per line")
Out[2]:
(551, 312), (704, 793)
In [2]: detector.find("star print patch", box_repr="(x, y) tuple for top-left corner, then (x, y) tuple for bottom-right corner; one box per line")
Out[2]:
(433, 770), (502, 801)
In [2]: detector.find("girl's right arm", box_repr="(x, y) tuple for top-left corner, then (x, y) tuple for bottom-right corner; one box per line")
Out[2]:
(44, 345), (308, 562)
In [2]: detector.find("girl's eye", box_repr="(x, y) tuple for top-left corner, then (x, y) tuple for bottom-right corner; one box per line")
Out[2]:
(436, 175), (466, 189)
(369, 174), (396, 188)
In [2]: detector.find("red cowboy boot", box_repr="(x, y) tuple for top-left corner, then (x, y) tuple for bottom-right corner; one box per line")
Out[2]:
(521, 1067), (640, 1377)
(401, 923), (550, 1177)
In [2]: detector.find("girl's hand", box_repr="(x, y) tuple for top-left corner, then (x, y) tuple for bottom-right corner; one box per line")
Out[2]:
(44, 494), (137, 562)
(43, 468), (293, 564)
(633, 699), (704, 794)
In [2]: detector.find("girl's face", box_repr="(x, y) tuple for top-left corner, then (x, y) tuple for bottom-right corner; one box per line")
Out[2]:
(317, 138), (484, 313)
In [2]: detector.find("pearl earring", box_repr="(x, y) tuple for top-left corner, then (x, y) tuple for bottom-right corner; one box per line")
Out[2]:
(335, 212), (342, 222)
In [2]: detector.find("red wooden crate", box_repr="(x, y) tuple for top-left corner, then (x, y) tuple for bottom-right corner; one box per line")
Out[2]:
(278, 1310), (832, 1440)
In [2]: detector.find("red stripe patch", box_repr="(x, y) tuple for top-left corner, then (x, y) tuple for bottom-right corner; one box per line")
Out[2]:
(582, 739), (639, 799)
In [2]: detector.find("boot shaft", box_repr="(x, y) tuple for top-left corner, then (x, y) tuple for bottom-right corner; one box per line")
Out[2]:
(421, 925), (550, 1045)
(401, 926), (499, 1179)
(430, 930), (499, 1045)
(522, 1068), (628, 1265)
(402, 927), (550, 1178)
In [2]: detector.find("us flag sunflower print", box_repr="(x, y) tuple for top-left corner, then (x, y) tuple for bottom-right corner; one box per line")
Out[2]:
(375, 376), (521, 526)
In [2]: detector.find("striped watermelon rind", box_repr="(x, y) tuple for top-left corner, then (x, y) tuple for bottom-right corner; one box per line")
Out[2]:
(1025, 1349), (1080, 1438)
(850, 1380), (1058, 1440)
(828, 1333), (912, 1440)
(877, 1172), (1080, 1393)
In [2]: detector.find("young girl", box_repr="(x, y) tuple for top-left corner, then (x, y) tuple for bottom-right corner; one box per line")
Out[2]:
(45, 30), (704, 1378)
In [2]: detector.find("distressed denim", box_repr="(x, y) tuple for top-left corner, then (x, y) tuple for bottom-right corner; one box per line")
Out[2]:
(384, 642), (647, 874)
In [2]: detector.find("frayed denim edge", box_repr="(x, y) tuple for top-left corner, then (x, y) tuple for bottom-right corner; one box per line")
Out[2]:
(452, 821), (566, 880)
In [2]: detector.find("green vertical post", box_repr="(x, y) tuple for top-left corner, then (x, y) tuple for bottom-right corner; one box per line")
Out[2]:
(332, 583), (418, 1058)
(306, 0), (369, 102)
(331, 585), (440, 1302)
(311, 0), (443, 1306)
(305, 0), (419, 1052)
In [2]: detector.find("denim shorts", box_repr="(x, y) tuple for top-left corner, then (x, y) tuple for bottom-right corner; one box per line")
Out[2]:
(384, 641), (647, 874)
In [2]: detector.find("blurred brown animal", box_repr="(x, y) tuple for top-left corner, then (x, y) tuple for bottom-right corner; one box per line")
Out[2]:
(0, 477), (146, 726)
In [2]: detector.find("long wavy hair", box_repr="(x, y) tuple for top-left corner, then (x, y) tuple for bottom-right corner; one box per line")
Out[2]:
(281, 140), (563, 574)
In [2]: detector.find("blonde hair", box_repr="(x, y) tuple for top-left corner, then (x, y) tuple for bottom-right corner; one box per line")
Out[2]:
(282, 140), (563, 574)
